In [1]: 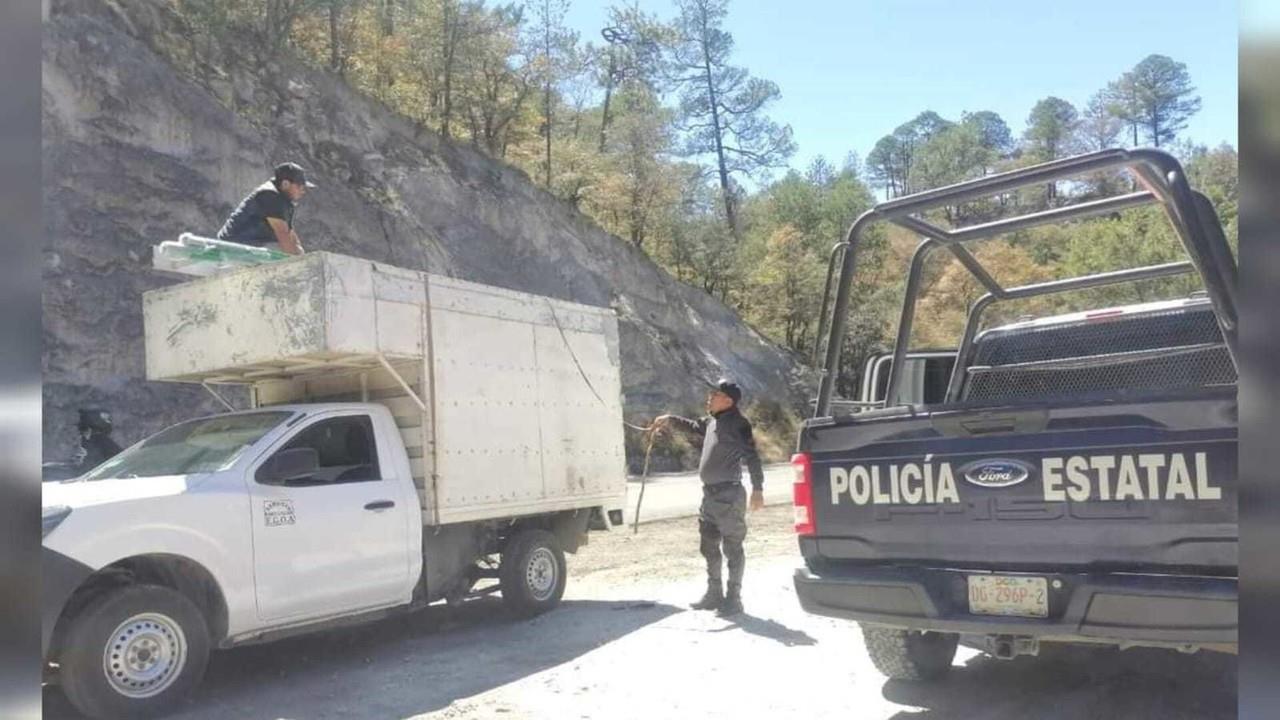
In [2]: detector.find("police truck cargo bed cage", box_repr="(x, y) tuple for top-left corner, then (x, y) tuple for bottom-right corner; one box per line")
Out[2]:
(812, 147), (1237, 415)
(791, 148), (1239, 673)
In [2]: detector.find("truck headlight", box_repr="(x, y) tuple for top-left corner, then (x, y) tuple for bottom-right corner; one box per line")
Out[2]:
(42, 505), (72, 538)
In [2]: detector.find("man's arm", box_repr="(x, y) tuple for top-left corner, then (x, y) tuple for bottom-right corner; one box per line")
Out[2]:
(266, 218), (303, 255)
(654, 414), (706, 439)
(739, 418), (766, 509)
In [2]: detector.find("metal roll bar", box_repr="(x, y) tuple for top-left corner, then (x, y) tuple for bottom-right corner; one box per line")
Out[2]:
(812, 148), (1239, 418)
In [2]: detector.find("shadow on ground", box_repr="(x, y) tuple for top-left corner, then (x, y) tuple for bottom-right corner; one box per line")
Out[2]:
(44, 597), (680, 720)
(709, 612), (817, 647)
(882, 644), (1237, 720)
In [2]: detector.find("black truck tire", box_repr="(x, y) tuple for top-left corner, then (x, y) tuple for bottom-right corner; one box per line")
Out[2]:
(861, 624), (959, 681)
(59, 584), (210, 720)
(500, 529), (567, 618)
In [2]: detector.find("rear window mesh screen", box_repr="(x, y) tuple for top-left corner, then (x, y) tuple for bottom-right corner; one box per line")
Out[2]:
(971, 306), (1224, 366)
(964, 345), (1236, 402)
(963, 304), (1236, 403)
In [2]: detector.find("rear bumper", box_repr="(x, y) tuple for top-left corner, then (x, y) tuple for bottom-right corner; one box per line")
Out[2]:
(794, 565), (1236, 646)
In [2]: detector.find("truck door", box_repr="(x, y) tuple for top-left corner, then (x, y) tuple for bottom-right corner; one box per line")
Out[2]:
(247, 412), (411, 622)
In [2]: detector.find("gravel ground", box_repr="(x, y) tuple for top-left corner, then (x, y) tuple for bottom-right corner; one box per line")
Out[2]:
(44, 505), (1237, 719)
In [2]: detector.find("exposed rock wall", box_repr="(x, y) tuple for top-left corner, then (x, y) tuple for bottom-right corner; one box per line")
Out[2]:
(41, 0), (814, 468)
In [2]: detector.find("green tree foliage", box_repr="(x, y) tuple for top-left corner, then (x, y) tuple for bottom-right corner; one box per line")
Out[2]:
(585, 85), (681, 248)
(527, 0), (580, 188)
(1121, 54), (1202, 148)
(736, 160), (879, 358)
(1024, 97), (1078, 204)
(595, 3), (671, 152)
(1183, 143), (1238, 246)
(909, 122), (995, 215)
(864, 111), (956, 199)
(749, 225), (821, 349)
(1075, 91), (1127, 195)
(961, 110), (1014, 157)
(1100, 55), (1201, 149)
(1077, 91), (1125, 152)
(669, 0), (795, 239)
(1024, 97), (1079, 162)
(173, 3), (1232, 405)
(865, 134), (907, 198)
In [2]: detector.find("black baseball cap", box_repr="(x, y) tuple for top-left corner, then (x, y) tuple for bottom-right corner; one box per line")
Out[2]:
(272, 162), (316, 188)
(78, 408), (113, 433)
(709, 377), (742, 404)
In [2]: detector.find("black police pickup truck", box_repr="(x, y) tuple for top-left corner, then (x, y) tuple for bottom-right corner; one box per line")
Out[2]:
(792, 148), (1238, 679)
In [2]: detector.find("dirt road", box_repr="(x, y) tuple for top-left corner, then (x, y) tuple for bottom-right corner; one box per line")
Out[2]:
(44, 506), (1236, 719)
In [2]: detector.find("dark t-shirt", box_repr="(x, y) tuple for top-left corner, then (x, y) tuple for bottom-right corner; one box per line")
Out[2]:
(216, 181), (295, 246)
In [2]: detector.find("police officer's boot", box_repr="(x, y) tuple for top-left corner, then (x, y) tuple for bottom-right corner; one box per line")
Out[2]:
(690, 579), (723, 610)
(716, 582), (743, 617)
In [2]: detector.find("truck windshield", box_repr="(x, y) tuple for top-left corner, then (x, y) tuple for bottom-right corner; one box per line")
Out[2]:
(81, 411), (293, 480)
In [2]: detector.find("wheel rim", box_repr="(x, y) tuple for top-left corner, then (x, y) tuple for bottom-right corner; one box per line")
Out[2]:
(525, 547), (558, 601)
(102, 612), (188, 699)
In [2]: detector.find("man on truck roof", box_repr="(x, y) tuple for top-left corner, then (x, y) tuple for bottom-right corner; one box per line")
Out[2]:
(216, 162), (315, 255)
(654, 378), (766, 618)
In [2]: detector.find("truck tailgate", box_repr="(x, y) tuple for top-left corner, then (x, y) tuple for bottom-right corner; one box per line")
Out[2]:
(802, 393), (1236, 572)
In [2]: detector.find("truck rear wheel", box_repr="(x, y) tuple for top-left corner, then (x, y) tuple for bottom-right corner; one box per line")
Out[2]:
(500, 529), (567, 618)
(861, 625), (958, 681)
(58, 585), (210, 720)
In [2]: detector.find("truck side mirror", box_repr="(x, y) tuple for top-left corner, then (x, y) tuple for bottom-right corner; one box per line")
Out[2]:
(258, 447), (320, 485)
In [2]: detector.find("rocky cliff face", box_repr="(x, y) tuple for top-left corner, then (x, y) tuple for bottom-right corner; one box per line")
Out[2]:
(41, 0), (814, 467)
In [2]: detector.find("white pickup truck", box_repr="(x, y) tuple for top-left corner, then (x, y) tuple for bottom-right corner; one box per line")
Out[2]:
(42, 253), (628, 719)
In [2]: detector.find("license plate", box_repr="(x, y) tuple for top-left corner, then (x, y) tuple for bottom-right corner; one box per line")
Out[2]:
(967, 575), (1048, 618)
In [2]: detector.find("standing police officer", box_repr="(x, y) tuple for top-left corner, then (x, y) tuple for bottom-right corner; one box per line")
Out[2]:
(654, 378), (765, 617)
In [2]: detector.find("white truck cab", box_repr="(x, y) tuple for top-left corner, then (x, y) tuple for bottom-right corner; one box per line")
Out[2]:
(43, 254), (628, 719)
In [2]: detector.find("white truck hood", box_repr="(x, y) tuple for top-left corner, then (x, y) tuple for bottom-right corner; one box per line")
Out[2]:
(43, 475), (203, 510)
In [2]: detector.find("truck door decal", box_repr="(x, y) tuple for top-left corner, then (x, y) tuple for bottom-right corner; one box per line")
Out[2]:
(264, 499), (296, 527)
(826, 448), (1228, 507)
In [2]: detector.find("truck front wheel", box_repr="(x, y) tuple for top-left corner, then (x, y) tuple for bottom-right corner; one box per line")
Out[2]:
(861, 624), (958, 681)
(500, 529), (567, 618)
(58, 584), (210, 720)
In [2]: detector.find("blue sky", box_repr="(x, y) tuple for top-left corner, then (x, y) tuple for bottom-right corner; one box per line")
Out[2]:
(566, 0), (1238, 174)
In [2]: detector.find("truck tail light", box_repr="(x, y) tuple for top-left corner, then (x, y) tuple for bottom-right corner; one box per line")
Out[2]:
(792, 452), (816, 536)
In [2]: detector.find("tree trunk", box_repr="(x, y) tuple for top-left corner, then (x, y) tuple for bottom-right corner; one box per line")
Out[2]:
(381, 0), (395, 36)
(698, 12), (737, 239)
(328, 1), (341, 73)
(440, 3), (456, 138)
(542, 6), (553, 188)
(543, 82), (552, 187)
(598, 51), (617, 153)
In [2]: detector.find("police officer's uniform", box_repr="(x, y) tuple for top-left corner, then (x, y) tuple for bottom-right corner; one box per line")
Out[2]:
(665, 380), (764, 616)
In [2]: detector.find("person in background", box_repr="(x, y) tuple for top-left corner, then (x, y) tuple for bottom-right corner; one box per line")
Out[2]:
(75, 408), (122, 471)
(216, 162), (315, 255)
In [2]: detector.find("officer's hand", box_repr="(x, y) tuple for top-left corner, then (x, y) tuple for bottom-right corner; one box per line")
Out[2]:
(749, 489), (765, 512)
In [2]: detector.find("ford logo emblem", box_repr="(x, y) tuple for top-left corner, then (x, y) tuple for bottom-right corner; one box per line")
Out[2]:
(959, 458), (1033, 488)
